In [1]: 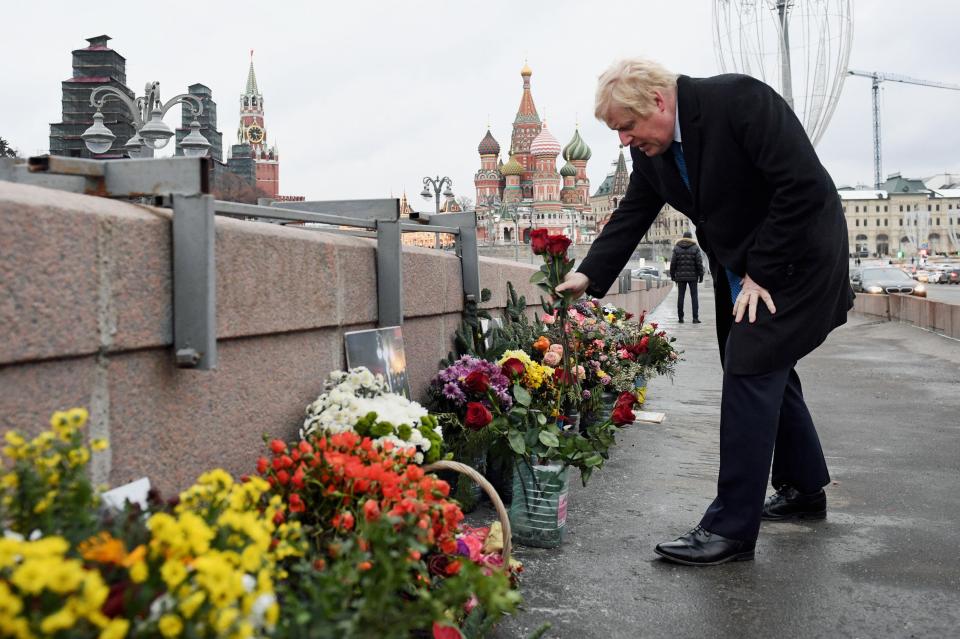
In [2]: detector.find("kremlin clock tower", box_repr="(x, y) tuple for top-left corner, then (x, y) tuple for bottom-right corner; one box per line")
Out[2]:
(237, 51), (279, 198)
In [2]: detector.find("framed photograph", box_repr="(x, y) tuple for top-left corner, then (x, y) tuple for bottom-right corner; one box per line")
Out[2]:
(343, 326), (411, 398)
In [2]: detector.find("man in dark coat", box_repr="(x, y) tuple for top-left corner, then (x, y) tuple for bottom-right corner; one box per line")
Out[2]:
(669, 230), (704, 323)
(558, 58), (853, 565)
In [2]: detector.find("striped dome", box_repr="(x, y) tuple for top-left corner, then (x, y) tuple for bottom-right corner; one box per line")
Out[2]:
(477, 129), (500, 156)
(500, 155), (524, 176)
(530, 122), (560, 156)
(563, 128), (592, 162)
(560, 161), (577, 177)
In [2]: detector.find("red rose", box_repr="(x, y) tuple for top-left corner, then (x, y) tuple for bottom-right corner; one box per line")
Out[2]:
(546, 234), (572, 257)
(612, 403), (636, 426)
(615, 391), (637, 409)
(463, 370), (490, 393)
(433, 622), (464, 639)
(256, 456), (268, 475)
(553, 367), (574, 385)
(464, 402), (493, 430)
(270, 439), (287, 454)
(501, 357), (525, 379)
(530, 228), (549, 254)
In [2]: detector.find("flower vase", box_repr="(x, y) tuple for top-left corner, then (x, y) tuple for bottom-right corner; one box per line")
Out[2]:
(485, 452), (514, 506)
(634, 374), (648, 406)
(594, 392), (617, 423)
(508, 458), (569, 548)
(564, 409), (581, 432)
(452, 451), (487, 513)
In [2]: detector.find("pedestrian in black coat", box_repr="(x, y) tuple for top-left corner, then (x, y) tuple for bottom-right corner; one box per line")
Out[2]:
(669, 231), (704, 323)
(557, 57), (854, 566)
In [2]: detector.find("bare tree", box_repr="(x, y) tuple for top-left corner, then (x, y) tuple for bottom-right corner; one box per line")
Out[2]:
(212, 171), (267, 204)
(0, 137), (19, 158)
(455, 195), (474, 211)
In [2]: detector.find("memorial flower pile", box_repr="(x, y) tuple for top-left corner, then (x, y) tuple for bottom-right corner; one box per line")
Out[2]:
(0, 409), (303, 639)
(257, 430), (520, 637)
(302, 367), (443, 464)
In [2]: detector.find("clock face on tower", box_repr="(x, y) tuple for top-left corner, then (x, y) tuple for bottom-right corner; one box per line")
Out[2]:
(246, 125), (264, 144)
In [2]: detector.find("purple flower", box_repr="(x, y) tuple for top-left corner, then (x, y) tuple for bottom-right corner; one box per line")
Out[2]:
(601, 376), (612, 386)
(443, 381), (466, 404)
(582, 389), (592, 399)
(456, 538), (471, 557)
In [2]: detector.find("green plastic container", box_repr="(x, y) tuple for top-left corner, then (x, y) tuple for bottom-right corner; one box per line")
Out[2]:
(509, 459), (569, 548)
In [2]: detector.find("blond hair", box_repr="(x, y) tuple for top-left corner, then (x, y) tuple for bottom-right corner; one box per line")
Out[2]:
(595, 58), (678, 122)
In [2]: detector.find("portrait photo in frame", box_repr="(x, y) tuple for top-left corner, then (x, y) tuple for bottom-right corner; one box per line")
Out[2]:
(343, 326), (411, 398)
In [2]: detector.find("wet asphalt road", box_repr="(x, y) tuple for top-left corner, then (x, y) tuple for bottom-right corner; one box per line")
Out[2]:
(490, 279), (960, 639)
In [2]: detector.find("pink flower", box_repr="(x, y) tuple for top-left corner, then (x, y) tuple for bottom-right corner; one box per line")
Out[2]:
(548, 344), (564, 354)
(543, 351), (561, 367)
(601, 376), (612, 385)
(541, 313), (556, 325)
(575, 365), (586, 380)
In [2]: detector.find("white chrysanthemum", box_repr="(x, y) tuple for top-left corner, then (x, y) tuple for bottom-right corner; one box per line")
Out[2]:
(300, 367), (439, 459)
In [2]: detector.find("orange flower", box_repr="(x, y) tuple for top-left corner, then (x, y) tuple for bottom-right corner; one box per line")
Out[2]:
(358, 561), (372, 571)
(533, 336), (551, 352)
(78, 531), (126, 565)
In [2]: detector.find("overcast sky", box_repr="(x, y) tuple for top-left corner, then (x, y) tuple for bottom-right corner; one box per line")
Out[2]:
(4, 1), (959, 201)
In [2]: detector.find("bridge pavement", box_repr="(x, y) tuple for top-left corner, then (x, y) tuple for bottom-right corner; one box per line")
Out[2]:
(491, 277), (960, 638)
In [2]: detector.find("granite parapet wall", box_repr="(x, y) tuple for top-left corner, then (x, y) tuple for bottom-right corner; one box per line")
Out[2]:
(852, 293), (960, 338)
(0, 182), (670, 494)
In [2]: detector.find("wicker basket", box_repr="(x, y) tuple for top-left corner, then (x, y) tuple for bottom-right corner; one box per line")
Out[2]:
(423, 460), (512, 567)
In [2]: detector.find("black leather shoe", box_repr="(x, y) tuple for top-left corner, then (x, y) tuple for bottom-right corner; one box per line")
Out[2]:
(762, 485), (827, 521)
(678, 318), (684, 323)
(692, 318), (701, 324)
(654, 526), (755, 566)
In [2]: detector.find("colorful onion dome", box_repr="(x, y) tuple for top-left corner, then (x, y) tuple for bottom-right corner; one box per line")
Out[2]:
(560, 161), (577, 177)
(530, 122), (561, 156)
(563, 128), (592, 162)
(521, 61), (533, 76)
(500, 155), (524, 176)
(477, 129), (500, 156)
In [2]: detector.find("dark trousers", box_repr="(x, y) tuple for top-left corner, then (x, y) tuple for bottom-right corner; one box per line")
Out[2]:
(698, 363), (831, 542)
(676, 281), (699, 320)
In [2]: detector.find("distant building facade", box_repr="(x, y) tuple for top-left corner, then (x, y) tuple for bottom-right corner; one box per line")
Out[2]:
(841, 172), (960, 257)
(235, 53), (280, 199)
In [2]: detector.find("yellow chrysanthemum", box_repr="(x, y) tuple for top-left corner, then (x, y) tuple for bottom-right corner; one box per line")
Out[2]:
(91, 438), (109, 452)
(159, 614), (184, 638)
(99, 618), (130, 639)
(40, 607), (77, 634)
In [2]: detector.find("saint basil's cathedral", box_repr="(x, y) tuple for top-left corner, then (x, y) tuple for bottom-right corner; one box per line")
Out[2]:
(473, 63), (596, 246)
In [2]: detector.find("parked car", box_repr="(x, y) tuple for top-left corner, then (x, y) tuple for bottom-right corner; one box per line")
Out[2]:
(940, 268), (960, 285)
(631, 267), (665, 280)
(852, 267), (927, 297)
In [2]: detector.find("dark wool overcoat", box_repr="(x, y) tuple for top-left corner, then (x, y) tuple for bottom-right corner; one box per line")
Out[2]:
(579, 74), (854, 375)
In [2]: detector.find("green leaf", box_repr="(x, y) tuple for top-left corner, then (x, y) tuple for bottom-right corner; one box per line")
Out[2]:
(507, 430), (526, 455)
(536, 412), (547, 426)
(513, 383), (532, 407)
(538, 431), (560, 447)
(529, 271), (547, 284)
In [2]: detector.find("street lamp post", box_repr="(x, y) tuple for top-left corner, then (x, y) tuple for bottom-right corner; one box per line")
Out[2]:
(81, 81), (210, 158)
(420, 175), (454, 249)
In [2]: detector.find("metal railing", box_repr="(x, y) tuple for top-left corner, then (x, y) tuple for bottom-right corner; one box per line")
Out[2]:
(1, 156), (480, 371)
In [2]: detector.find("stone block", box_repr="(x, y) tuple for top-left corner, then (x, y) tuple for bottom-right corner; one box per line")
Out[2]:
(0, 355), (99, 440)
(107, 329), (343, 495)
(337, 240), (378, 325)
(217, 220), (342, 338)
(401, 314), (451, 401)
(1, 183), (102, 363)
(402, 249), (448, 318)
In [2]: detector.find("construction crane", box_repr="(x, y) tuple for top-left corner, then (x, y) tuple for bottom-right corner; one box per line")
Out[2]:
(847, 69), (960, 189)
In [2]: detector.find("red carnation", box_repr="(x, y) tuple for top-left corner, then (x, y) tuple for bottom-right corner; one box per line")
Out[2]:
(612, 403), (636, 426)
(546, 234), (572, 257)
(464, 402), (493, 430)
(363, 499), (381, 522)
(501, 357), (525, 379)
(270, 439), (287, 454)
(530, 228), (550, 254)
(289, 493), (305, 513)
(463, 370), (490, 393)
(256, 456), (268, 475)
